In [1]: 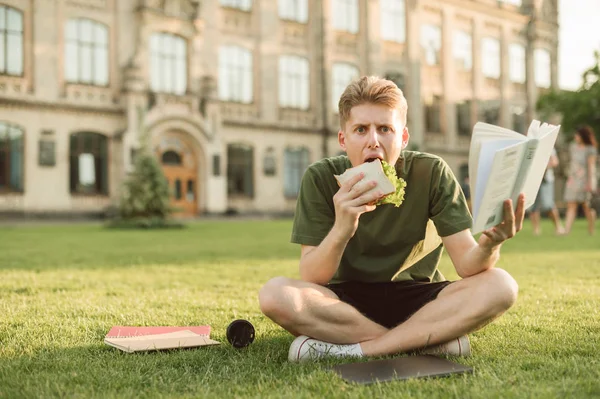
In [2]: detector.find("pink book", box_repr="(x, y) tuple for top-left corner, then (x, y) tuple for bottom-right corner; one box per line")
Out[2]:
(106, 326), (211, 338)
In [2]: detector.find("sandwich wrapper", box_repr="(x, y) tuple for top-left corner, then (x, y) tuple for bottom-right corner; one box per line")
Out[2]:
(334, 159), (396, 196)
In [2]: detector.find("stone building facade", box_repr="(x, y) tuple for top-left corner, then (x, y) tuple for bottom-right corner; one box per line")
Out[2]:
(0, 0), (558, 217)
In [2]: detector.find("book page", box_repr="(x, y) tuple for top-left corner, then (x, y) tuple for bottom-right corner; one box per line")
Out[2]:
(472, 138), (523, 220)
(472, 141), (526, 234)
(518, 125), (560, 208)
(469, 122), (526, 208)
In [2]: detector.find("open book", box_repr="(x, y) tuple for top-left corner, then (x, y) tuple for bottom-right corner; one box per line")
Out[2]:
(469, 120), (560, 234)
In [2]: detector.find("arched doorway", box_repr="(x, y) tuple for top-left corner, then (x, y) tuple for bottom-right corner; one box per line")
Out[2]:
(156, 134), (198, 216)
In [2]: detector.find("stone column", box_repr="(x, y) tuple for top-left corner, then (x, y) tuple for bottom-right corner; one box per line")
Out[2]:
(472, 18), (483, 124)
(405, 0), (423, 149)
(500, 23), (511, 128)
(441, 6), (456, 148)
(257, 0), (279, 123)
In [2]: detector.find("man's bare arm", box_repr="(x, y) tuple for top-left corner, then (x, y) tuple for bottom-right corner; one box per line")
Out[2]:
(298, 171), (384, 284)
(443, 194), (525, 278)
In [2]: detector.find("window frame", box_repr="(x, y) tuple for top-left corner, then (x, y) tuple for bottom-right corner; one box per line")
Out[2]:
(219, 45), (254, 103)
(64, 18), (110, 87)
(220, 0), (253, 12)
(283, 147), (310, 198)
(453, 30), (473, 71)
(332, 0), (358, 34)
(227, 143), (254, 198)
(481, 37), (501, 79)
(278, 0), (308, 23)
(149, 32), (188, 95)
(279, 55), (310, 109)
(509, 43), (526, 84)
(0, 121), (24, 193)
(0, 5), (24, 77)
(331, 62), (359, 110)
(69, 132), (109, 196)
(380, 0), (405, 43)
(534, 48), (551, 89)
(420, 24), (442, 66)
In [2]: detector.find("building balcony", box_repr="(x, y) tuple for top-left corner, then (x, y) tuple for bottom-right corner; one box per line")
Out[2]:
(64, 84), (116, 108)
(148, 92), (200, 115)
(221, 102), (260, 125)
(278, 108), (317, 129)
(334, 32), (358, 55)
(0, 75), (32, 98)
(220, 7), (253, 36)
(382, 41), (406, 61)
(281, 20), (309, 48)
(424, 131), (446, 148)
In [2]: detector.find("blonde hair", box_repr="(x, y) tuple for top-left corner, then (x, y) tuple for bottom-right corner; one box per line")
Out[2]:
(338, 76), (408, 129)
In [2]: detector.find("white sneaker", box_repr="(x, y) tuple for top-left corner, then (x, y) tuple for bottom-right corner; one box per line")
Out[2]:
(421, 335), (471, 357)
(288, 335), (363, 362)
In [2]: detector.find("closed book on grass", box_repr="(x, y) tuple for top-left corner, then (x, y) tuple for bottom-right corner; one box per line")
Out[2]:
(106, 325), (211, 338)
(104, 330), (220, 353)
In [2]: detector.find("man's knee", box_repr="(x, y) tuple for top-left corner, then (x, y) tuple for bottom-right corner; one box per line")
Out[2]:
(484, 268), (519, 312)
(258, 276), (294, 319)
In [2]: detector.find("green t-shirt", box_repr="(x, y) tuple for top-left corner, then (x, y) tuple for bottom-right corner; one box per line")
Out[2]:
(291, 151), (473, 284)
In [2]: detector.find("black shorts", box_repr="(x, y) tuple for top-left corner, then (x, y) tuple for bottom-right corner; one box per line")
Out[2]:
(326, 280), (453, 329)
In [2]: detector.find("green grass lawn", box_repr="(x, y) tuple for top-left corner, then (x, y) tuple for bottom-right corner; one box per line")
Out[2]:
(0, 219), (598, 398)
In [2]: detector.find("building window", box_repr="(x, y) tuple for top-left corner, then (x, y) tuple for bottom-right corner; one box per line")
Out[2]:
(220, 0), (252, 11)
(0, 122), (24, 192)
(227, 143), (254, 197)
(421, 24), (441, 66)
(279, 55), (309, 109)
(479, 101), (500, 126)
(482, 37), (501, 79)
(69, 132), (108, 195)
(219, 45), (253, 103)
(425, 96), (442, 133)
(385, 72), (405, 92)
(332, 63), (359, 110)
(511, 105), (526, 134)
(453, 30), (472, 71)
(332, 0), (358, 34)
(65, 19), (108, 86)
(284, 147), (310, 198)
(162, 150), (182, 165)
(535, 48), (551, 88)
(0, 5), (23, 76)
(456, 101), (472, 136)
(279, 0), (308, 23)
(380, 0), (405, 43)
(509, 43), (526, 84)
(149, 32), (187, 95)
(500, 0), (522, 6)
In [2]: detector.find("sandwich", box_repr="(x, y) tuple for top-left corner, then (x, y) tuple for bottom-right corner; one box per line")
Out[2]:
(334, 159), (407, 207)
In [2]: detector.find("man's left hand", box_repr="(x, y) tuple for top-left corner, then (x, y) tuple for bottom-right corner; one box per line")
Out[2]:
(479, 193), (525, 249)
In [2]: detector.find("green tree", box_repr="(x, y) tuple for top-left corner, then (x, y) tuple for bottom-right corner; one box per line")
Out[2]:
(537, 51), (600, 142)
(119, 151), (171, 220)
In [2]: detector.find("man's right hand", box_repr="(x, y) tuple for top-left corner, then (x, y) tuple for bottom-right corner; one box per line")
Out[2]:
(331, 171), (383, 241)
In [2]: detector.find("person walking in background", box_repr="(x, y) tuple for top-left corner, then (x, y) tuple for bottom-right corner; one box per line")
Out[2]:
(529, 148), (565, 235)
(564, 126), (598, 235)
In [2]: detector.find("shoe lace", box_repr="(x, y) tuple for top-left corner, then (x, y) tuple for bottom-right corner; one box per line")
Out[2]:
(306, 341), (345, 359)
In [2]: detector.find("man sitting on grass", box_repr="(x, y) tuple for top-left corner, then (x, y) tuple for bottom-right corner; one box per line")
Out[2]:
(259, 76), (524, 362)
